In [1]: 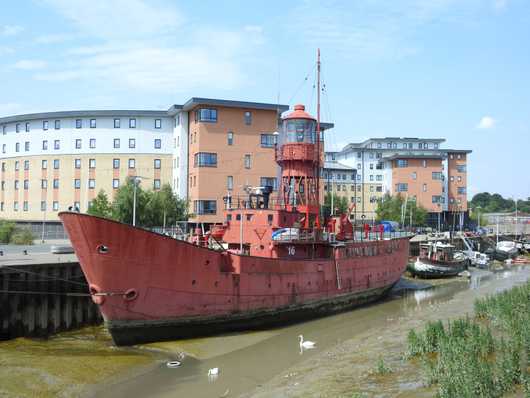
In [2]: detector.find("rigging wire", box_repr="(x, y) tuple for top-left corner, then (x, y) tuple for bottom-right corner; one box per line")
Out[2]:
(287, 62), (317, 105)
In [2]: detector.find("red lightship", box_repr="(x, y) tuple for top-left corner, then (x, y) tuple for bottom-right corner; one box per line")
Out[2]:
(60, 53), (409, 346)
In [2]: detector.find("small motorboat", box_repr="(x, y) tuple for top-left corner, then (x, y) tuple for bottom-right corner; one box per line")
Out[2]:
(409, 242), (467, 278)
(493, 241), (519, 261)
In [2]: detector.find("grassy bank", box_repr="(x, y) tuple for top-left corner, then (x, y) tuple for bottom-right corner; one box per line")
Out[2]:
(406, 281), (530, 397)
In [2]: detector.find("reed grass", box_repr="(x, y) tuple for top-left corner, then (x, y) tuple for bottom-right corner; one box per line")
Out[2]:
(407, 281), (530, 398)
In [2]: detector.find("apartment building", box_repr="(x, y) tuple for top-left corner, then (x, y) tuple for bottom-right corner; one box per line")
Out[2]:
(0, 111), (173, 221)
(326, 138), (471, 225)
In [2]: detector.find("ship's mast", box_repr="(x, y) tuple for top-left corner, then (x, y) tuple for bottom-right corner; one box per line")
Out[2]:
(315, 48), (321, 228)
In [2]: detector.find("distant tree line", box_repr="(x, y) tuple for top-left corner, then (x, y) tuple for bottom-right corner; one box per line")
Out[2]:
(469, 192), (530, 214)
(0, 220), (35, 244)
(87, 179), (189, 228)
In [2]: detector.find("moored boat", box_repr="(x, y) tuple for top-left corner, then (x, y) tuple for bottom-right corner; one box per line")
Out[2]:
(409, 242), (467, 278)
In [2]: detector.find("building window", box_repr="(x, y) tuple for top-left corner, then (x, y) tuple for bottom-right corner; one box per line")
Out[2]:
(129, 138), (136, 149)
(24, 160), (29, 170)
(53, 179), (59, 189)
(25, 122), (30, 132)
(154, 139), (161, 149)
(153, 179), (161, 190)
(1, 144), (5, 153)
(88, 179), (95, 189)
(227, 175), (233, 190)
(369, 175), (374, 181)
(194, 152), (217, 167)
(74, 201), (80, 210)
(260, 177), (277, 191)
(260, 134), (275, 148)
(41, 160), (47, 169)
(43, 120), (49, 130)
(396, 159), (408, 168)
(90, 138), (96, 148)
(432, 195), (444, 204)
(456, 165), (466, 173)
(2, 125), (5, 135)
(376, 175), (383, 181)
(129, 118), (136, 128)
(15, 123), (20, 133)
(194, 200), (217, 215)
(76, 119), (82, 129)
(155, 119), (162, 129)
(75, 158), (81, 169)
(41, 179), (47, 189)
(90, 119), (96, 128)
(54, 140), (60, 150)
(113, 159), (120, 169)
(15, 161), (19, 170)
(40, 201), (46, 211)
(434, 143), (439, 149)
(22, 201), (28, 211)
(23, 180), (29, 190)
(74, 179), (81, 189)
(53, 159), (60, 169)
(244, 111), (252, 125)
(154, 159), (161, 169)
(14, 180), (19, 190)
(244, 154), (251, 169)
(89, 158), (96, 168)
(24, 141), (30, 151)
(54, 120), (60, 130)
(15, 142), (20, 152)
(53, 201), (59, 211)
(195, 108), (217, 123)
(112, 179), (119, 189)
(227, 131), (234, 146)
(75, 139), (82, 149)
(13, 201), (18, 211)
(376, 186), (383, 192)
(128, 159), (135, 169)
(432, 172), (443, 180)
(457, 187), (466, 194)
(114, 118), (120, 128)
(396, 183), (408, 192)
(114, 138), (120, 149)
(41, 140), (47, 150)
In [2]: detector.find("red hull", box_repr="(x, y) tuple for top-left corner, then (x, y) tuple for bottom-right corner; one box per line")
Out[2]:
(60, 212), (409, 345)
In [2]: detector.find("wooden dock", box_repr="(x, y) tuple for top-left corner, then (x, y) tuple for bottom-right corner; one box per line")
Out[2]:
(0, 252), (101, 340)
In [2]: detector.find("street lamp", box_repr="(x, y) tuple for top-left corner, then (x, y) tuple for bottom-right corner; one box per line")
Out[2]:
(476, 205), (482, 230)
(132, 176), (149, 227)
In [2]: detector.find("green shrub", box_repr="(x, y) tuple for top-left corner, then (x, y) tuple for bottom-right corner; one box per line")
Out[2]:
(10, 228), (35, 245)
(0, 220), (16, 243)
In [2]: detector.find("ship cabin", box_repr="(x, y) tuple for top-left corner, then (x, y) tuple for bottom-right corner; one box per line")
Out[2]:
(218, 185), (333, 259)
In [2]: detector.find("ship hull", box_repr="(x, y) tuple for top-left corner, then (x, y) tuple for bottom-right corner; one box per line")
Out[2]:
(108, 284), (393, 345)
(59, 212), (409, 346)
(409, 258), (466, 279)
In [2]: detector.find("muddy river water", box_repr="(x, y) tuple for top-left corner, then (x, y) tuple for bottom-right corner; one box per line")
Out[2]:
(1, 266), (528, 398)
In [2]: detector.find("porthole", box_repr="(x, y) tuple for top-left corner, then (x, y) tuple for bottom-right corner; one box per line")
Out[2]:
(97, 245), (109, 254)
(192, 279), (196, 285)
(123, 289), (138, 301)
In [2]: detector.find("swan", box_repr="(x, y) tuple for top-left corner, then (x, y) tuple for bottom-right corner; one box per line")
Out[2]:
(299, 335), (316, 349)
(208, 367), (219, 376)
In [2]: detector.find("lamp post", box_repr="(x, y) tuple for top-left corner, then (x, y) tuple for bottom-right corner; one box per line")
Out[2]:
(437, 203), (441, 233)
(476, 205), (482, 230)
(132, 176), (149, 227)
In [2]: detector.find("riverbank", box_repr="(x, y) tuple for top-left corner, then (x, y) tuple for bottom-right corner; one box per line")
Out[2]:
(242, 266), (530, 398)
(0, 327), (157, 398)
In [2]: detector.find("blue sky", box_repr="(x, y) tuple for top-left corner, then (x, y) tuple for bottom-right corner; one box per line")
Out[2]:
(1, 0), (529, 199)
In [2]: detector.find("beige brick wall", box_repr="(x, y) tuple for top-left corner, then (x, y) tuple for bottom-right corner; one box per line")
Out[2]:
(0, 154), (171, 221)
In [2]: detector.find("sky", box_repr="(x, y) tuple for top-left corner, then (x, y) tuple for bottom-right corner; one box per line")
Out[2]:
(0, 0), (529, 199)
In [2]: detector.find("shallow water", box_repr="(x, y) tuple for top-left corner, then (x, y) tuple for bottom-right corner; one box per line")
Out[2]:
(2, 266), (527, 398)
(91, 276), (483, 398)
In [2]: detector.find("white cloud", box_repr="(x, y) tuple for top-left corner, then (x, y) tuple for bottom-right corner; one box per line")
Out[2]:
(34, 33), (77, 44)
(0, 25), (24, 36)
(286, 0), (475, 60)
(32, 1), (265, 93)
(42, 0), (183, 39)
(494, 0), (508, 10)
(0, 46), (14, 55)
(476, 116), (496, 129)
(13, 60), (48, 70)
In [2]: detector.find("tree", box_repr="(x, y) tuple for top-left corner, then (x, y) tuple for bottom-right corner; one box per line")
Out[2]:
(322, 193), (350, 219)
(375, 194), (428, 226)
(469, 192), (530, 214)
(87, 190), (113, 218)
(111, 178), (150, 226)
(111, 179), (188, 227)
